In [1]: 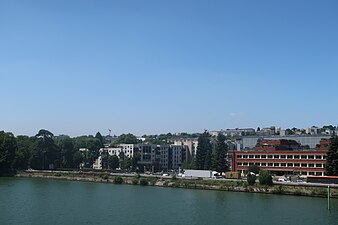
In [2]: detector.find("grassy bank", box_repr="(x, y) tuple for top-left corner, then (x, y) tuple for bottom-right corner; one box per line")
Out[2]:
(15, 171), (338, 198)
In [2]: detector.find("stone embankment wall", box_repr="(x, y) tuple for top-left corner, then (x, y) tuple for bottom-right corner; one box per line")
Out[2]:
(15, 171), (338, 198)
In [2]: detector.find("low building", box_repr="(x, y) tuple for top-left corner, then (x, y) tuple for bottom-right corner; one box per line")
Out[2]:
(230, 150), (326, 176)
(230, 139), (327, 176)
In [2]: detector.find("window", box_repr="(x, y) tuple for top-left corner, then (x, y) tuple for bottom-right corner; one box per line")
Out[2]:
(281, 163), (286, 167)
(308, 155), (314, 159)
(315, 155), (322, 159)
(255, 155), (260, 159)
(237, 155), (242, 159)
(301, 155), (307, 159)
(274, 155), (279, 159)
(301, 163), (307, 167)
(287, 163), (293, 167)
(323, 155), (327, 160)
(301, 171), (307, 175)
(294, 155), (300, 159)
(316, 164), (322, 168)
(287, 155), (293, 159)
(268, 155), (273, 159)
(294, 163), (300, 167)
(268, 163), (273, 167)
(274, 163), (280, 167)
(249, 162), (254, 166)
(281, 155), (286, 159)
(249, 155), (254, 159)
(243, 162), (248, 166)
(308, 164), (314, 167)
(316, 172), (322, 176)
(243, 155), (248, 159)
(255, 163), (260, 166)
(261, 155), (266, 159)
(261, 163), (266, 166)
(309, 172), (315, 176)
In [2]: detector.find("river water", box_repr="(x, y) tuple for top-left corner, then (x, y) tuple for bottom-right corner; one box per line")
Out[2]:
(1, 178), (337, 225)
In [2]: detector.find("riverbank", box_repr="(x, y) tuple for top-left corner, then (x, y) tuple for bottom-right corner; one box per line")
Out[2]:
(15, 171), (338, 198)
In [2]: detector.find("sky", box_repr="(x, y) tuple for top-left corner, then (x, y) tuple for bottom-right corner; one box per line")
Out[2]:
(0, 0), (338, 137)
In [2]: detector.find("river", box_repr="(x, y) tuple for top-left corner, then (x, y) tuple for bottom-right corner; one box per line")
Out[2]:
(0, 178), (337, 225)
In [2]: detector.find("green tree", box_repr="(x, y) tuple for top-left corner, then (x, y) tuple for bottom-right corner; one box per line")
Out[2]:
(0, 131), (17, 175)
(95, 132), (104, 147)
(195, 131), (212, 170)
(108, 155), (119, 170)
(204, 150), (212, 170)
(131, 152), (141, 171)
(72, 151), (83, 168)
(57, 138), (74, 168)
(247, 173), (256, 185)
(211, 134), (228, 172)
(115, 133), (139, 145)
(83, 138), (101, 168)
(259, 170), (273, 186)
(121, 157), (132, 171)
(15, 135), (33, 170)
(325, 135), (338, 175)
(248, 165), (260, 174)
(33, 129), (59, 170)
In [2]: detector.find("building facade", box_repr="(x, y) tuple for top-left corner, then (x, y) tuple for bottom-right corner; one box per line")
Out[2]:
(230, 150), (327, 176)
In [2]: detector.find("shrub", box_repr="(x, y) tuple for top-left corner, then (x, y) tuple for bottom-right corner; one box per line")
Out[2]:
(132, 178), (139, 185)
(259, 171), (273, 186)
(248, 165), (260, 174)
(246, 173), (256, 186)
(114, 176), (123, 184)
(140, 178), (148, 186)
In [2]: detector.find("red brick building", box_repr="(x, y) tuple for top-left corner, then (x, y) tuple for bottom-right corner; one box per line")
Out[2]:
(230, 139), (328, 176)
(315, 139), (331, 151)
(255, 139), (301, 151)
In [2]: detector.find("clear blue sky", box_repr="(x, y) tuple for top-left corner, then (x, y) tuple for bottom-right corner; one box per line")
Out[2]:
(0, 0), (337, 137)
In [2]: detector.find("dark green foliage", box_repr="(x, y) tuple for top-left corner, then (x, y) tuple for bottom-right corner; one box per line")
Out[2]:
(248, 165), (260, 174)
(211, 134), (228, 172)
(132, 177), (139, 185)
(325, 135), (338, 175)
(33, 129), (59, 170)
(72, 151), (83, 168)
(58, 138), (74, 168)
(0, 131), (17, 174)
(15, 135), (33, 170)
(247, 173), (256, 185)
(131, 152), (141, 171)
(114, 176), (123, 184)
(259, 170), (273, 186)
(114, 133), (139, 145)
(204, 150), (212, 170)
(95, 132), (104, 147)
(121, 157), (132, 171)
(108, 155), (119, 170)
(139, 178), (148, 185)
(195, 131), (212, 170)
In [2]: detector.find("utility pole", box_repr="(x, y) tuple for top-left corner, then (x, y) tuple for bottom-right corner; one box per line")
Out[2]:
(328, 185), (331, 211)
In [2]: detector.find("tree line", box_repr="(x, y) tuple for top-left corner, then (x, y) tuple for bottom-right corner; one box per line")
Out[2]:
(194, 131), (228, 172)
(0, 129), (149, 175)
(0, 129), (106, 175)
